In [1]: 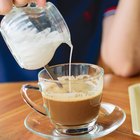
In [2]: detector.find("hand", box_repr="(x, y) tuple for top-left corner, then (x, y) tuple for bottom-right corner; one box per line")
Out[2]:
(0, 0), (46, 15)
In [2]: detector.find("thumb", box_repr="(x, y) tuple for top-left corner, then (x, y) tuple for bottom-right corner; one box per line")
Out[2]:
(0, 0), (13, 15)
(37, 0), (46, 7)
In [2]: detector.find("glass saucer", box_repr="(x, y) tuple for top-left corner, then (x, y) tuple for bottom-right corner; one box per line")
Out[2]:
(24, 102), (126, 140)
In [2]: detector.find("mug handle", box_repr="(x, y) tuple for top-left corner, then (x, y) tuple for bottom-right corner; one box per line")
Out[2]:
(21, 84), (47, 116)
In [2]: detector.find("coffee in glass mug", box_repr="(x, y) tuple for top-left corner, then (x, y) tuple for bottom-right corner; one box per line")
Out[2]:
(21, 63), (104, 135)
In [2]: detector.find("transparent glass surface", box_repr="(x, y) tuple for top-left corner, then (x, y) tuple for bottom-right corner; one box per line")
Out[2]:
(24, 102), (126, 140)
(0, 2), (71, 69)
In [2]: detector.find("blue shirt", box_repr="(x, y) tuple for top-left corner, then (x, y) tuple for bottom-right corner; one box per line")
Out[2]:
(0, 0), (118, 82)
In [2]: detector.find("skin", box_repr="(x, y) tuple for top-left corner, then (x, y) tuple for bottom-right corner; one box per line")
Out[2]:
(0, 0), (140, 77)
(0, 0), (46, 15)
(101, 0), (140, 77)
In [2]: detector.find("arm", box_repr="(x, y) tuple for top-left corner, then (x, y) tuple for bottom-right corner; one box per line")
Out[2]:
(0, 0), (46, 15)
(101, 0), (140, 77)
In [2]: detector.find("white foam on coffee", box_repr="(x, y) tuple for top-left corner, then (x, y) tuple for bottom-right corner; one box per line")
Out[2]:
(41, 75), (103, 101)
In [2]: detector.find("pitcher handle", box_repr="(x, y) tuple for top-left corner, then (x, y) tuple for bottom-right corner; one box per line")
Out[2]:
(21, 84), (47, 116)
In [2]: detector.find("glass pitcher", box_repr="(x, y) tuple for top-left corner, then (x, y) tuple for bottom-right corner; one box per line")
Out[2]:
(0, 2), (71, 70)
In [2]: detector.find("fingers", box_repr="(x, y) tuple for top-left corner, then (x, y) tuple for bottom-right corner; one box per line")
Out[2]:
(14, 0), (46, 7)
(13, 0), (29, 7)
(0, 0), (13, 15)
(0, 0), (46, 15)
(0, 0), (29, 15)
(37, 0), (46, 7)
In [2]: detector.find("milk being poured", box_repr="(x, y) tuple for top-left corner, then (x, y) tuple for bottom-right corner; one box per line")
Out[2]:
(3, 26), (73, 70)
(0, 3), (73, 70)
(1, 2), (73, 82)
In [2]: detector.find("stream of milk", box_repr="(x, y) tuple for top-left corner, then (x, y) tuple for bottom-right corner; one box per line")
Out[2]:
(3, 18), (73, 91)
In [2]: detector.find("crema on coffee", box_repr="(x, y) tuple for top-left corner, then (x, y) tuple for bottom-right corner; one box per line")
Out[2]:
(41, 75), (102, 126)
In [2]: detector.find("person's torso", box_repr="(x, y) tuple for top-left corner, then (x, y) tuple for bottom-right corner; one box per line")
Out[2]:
(0, 0), (118, 82)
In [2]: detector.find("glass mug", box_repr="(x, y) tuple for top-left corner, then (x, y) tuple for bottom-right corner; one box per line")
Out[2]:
(0, 2), (71, 70)
(21, 63), (104, 135)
